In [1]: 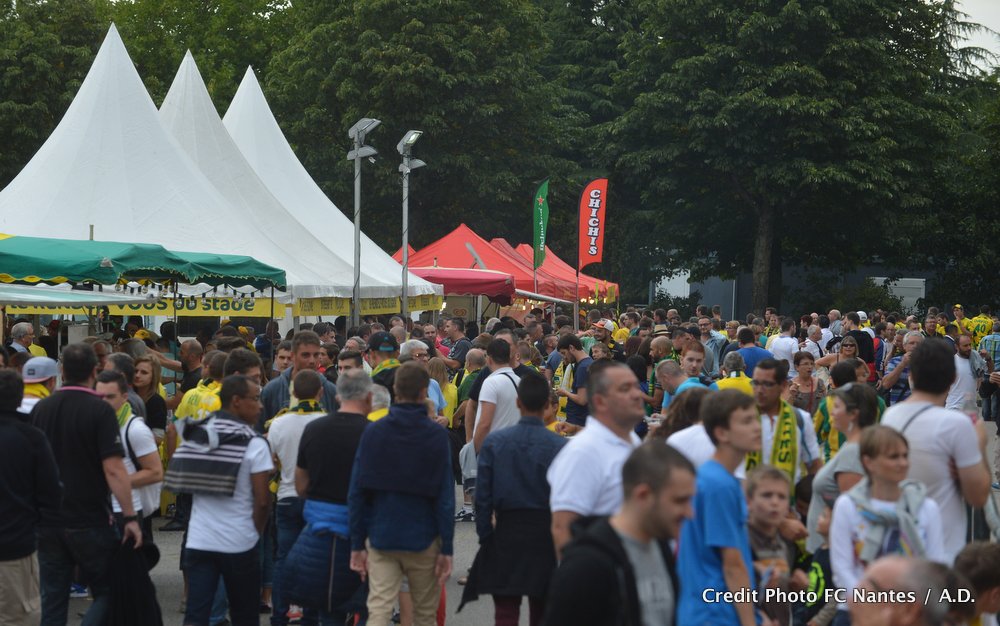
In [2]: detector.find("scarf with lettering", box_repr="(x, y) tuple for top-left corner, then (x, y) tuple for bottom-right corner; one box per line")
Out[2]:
(746, 400), (798, 486)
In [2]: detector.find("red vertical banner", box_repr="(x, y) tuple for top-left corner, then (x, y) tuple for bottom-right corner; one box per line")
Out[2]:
(578, 178), (608, 270)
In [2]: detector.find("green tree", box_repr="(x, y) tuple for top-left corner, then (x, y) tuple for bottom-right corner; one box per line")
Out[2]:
(264, 0), (577, 253)
(922, 72), (1000, 309)
(609, 0), (965, 312)
(0, 0), (107, 188)
(107, 0), (291, 109)
(533, 0), (651, 295)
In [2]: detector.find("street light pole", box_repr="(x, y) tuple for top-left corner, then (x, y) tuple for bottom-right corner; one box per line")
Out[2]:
(346, 117), (381, 328)
(397, 130), (425, 322)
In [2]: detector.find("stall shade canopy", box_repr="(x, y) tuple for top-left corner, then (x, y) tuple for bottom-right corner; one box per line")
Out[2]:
(393, 224), (576, 301)
(0, 284), (154, 306)
(0, 233), (286, 289)
(406, 267), (516, 305)
(513, 243), (618, 300)
(169, 251), (286, 290)
(0, 233), (192, 285)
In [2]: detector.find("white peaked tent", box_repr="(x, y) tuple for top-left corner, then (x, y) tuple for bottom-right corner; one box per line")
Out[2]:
(159, 51), (411, 299)
(223, 68), (441, 297)
(0, 25), (389, 300)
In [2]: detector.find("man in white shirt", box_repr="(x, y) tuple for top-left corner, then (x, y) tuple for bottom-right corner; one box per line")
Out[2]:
(267, 370), (329, 626)
(95, 370), (163, 541)
(769, 318), (799, 378)
(547, 361), (644, 557)
(473, 339), (522, 453)
(881, 338), (990, 562)
(180, 375), (274, 626)
(946, 334), (986, 411)
(750, 359), (822, 484)
(803, 325), (824, 360)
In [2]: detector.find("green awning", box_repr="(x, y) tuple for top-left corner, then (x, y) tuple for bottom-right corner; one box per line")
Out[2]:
(171, 251), (287, 290)
(0, 234), (286, 289)
(0, 233), (192, 285)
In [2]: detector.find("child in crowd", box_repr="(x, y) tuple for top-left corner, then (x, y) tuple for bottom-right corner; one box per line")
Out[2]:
(677, 389), (762, 626)
(746, 466), (808, 626)
(544, 390), (560, 433)
(954, 542), (1000, 626)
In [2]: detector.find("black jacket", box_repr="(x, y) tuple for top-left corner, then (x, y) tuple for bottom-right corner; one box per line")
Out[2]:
(542, 517), (678, 626)
(0, 409), (61, 560)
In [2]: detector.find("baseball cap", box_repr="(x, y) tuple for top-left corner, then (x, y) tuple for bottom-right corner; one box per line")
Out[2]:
(23, 357), (58, 383)
(133, 329), (154, 341)
(857, 311), (868, 322)
(953, 304), (963, 310)
(367, 331), (399, 353)
(592, 319), (614, 332)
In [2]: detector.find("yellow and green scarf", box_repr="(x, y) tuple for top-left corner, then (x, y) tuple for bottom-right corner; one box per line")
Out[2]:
(371, 358), (400, 378)
(746, 400), (798, 484)
(116, 402), (132, 428)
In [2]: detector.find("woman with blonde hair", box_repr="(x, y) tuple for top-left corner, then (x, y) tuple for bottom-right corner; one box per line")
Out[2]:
(829, 425), (945, 624)
(133, 354), (167, 444)
(427, 356), (458, 427)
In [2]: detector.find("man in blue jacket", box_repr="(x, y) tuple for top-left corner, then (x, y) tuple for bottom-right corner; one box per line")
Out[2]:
(259, 330), (337, 432)
(349, 362), (454, 626)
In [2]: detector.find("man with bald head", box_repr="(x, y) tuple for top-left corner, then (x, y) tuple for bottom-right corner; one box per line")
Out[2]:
(168, 340), (204, 411)
(848, 556), (972, 626)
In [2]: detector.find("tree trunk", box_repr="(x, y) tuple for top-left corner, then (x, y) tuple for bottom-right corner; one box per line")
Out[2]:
(769, 237), (783, 312)
(751, 205), (774, 314)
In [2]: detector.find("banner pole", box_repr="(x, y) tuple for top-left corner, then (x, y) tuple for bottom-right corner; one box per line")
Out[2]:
(575, 271), (580, 332)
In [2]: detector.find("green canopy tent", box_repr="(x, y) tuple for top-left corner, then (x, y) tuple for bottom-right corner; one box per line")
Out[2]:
(0, 233), (285, 289)
(172, 251), (287, 290)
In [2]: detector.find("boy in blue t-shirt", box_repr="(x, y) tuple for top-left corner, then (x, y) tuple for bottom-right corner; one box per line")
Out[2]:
(677, 389), (765, 626)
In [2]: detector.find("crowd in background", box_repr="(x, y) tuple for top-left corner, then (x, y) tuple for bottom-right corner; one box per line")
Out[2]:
(1, 300), (1000, 626)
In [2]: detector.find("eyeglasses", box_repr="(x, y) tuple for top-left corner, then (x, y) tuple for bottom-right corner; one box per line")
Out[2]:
(842, 343), (857, 349)
(412, 352), (429, 359)
(750, 379), (780, 388)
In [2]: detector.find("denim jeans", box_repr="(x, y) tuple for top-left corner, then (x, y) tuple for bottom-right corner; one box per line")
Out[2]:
(184, 547), (260, 626)
(37, 524), (118, 626)
(271, 496), (318, 626)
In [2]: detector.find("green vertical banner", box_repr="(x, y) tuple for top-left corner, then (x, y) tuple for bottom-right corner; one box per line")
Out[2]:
(532, 178), (550, 268)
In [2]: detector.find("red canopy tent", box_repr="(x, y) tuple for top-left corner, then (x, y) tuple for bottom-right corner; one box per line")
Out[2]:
(405, 266), (516, 305)
(489, 238), (579, 302)
(513, 243), (618, 301)
(392, 224), (576, 301)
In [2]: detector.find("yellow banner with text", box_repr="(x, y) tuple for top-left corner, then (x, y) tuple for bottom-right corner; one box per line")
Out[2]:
(8, 294), (443, 318)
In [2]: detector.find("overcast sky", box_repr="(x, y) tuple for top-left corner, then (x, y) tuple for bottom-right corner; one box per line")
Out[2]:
(960, 0), (1000, 63)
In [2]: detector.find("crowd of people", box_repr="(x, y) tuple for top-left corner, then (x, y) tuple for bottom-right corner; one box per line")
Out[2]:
(1, 301), (1000, 626)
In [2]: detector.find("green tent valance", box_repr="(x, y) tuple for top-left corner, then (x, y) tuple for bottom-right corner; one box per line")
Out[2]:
(0, 233), (285, 289)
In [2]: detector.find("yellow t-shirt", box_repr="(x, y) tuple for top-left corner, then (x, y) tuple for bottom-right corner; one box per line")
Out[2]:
(715, 373), (754, 397)
(613, 328), (631, 344)
(441, 382), (459, 427)
(970, 315), (992, 347)
(174, 380), (221, 421)
(28, 344), (46, 357)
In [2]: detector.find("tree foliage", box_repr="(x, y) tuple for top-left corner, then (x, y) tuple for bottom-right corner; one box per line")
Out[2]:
(608, 0), (963, 310)
(264, 0), (578, 254)
(0, 0), (107, 188)
(106, 0), (292, 109)
(2, 0), (999, 313)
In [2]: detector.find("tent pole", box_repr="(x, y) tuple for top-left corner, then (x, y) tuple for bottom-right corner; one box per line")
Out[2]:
(268, 286), (275, 360)
(574, 270), (580, 332)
